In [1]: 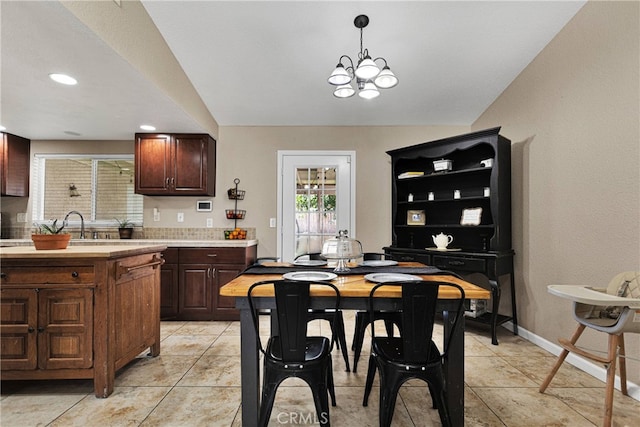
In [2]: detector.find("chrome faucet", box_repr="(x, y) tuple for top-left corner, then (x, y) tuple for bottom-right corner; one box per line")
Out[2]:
(64, 210), (85, 239)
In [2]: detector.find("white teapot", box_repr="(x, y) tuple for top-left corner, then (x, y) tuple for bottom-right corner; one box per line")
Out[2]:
(432, 232), (453, 249)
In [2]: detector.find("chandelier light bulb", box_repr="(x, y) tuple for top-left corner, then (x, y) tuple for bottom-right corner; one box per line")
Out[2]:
(334, 84), (355, 98)
(374, 67), (398, 89)
(328, 64), (352, 86)
(358, 81), (380, 99)
(355, 57), (380, 80)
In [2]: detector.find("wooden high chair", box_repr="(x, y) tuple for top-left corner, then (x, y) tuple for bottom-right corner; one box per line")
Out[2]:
(539, 271), (640, 427)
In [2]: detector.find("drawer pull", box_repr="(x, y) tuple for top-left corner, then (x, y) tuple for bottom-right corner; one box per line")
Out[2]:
(116, 255), (165, 279)
(448, 260), (466, 266)
(207, 254), (218, 257)
(71, 271), (79, 278)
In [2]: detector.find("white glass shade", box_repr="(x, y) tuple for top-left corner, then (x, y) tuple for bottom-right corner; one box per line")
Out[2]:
(327, 65), (352, 86)
(374, 67), (398, 89)
(358, 81), (380, 99)
(354, 57), (380, 80)
(333, 84), (355, 98)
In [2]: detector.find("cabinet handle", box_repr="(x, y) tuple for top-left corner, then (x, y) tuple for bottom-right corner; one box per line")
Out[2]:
(28, 327), (35, 333)
(71, 271), (79, 278)
(37, 327), (45, 333)
(116, 255), (165, 280)
(0, 272), (6, 279)
(207, 254), (218, 257)
(448, 260), (465, 266)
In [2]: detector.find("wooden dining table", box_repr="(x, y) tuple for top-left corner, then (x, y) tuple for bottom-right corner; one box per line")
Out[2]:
(219, 262), (491, 426)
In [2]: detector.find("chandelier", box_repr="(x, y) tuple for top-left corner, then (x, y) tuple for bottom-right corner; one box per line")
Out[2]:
(327, 14), (398, 99)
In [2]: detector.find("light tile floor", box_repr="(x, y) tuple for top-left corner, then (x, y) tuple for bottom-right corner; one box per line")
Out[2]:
(2, 314), (639, 426)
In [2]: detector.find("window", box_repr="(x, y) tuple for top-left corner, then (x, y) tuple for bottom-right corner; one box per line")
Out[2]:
(32, 155), (143, 225)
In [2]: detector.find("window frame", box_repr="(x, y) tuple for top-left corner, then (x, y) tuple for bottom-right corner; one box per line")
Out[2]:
(31, 154), (142, 227)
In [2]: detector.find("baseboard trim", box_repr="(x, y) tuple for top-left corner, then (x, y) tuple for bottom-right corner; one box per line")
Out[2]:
(500, 322), (640, 402)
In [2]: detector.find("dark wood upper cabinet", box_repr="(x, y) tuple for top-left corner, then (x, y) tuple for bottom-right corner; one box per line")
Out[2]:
(1, 132), (31, 197)
(134, 133), (216, 196)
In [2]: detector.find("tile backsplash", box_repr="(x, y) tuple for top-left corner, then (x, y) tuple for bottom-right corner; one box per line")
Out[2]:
(1, 225), (256, 241)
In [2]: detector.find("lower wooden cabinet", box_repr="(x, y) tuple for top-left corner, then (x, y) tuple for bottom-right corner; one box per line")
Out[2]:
(0, 247), (163, 397)
(160, 246), (257, 321)
(0, 287), (93, 371)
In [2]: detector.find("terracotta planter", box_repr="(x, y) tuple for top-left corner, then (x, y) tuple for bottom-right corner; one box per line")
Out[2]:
(31, 234), (71, 250)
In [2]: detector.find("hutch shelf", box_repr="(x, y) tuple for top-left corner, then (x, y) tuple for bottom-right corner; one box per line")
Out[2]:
(384, 127), (518, 344)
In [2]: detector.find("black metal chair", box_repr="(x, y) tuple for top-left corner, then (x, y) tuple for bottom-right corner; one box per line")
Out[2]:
(351, 252), (403, 372)
(362, 280), (465, 427)
(296, 253), (351, 372)
(248, 279), (340, 427)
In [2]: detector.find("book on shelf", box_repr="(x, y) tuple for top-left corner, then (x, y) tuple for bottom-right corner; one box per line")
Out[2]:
(397, 171), (424, 179)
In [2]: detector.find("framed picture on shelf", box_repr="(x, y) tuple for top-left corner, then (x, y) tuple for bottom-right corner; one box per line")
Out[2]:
(407, 210), (426, 226)
(461, 207), (483, 226)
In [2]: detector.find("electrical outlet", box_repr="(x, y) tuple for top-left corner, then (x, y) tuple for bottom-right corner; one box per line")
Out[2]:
(16, 213), (26, 223)
(206, 218), (213, 228)
(153, 208), (160, 222)
(270, 218), (276, 228)
(177, 212), (184, 223)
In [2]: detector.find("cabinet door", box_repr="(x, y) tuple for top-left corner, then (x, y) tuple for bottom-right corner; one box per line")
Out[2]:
(38, 288), (93, 370)
(135, 134), (172, 194)
(179, 263), (214, 320)
(0, 288), (38, 370)
(1, 132), (30, 197)
(172, 134), (215, 195)
(212, 266), (243, 320)
(160, 262), (179, 319)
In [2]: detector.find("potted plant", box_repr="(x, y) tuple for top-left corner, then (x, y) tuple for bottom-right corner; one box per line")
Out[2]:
(115, 218), (134, 239)
(32, 219), (71, 250)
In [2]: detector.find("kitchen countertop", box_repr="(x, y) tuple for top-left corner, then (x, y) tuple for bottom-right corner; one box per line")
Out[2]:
(0, 239), (258, 248)
(0, 244), (168, 259)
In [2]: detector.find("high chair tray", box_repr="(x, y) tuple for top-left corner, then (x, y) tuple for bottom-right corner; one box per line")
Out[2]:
(547, 285), (640, 308)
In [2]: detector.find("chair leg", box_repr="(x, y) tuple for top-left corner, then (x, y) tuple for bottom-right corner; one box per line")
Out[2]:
(335, 313), (351, 372)
(539, 324), (586, 393)
(352, 315), (368, 372)
(603, 334), (618, 427)
(618, 333), (628, 396)
(327, 358), (337, 407)
(362, 355), (377, 406)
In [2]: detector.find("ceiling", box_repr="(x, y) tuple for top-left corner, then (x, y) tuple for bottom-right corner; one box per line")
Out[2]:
(0, 1), (586, 141)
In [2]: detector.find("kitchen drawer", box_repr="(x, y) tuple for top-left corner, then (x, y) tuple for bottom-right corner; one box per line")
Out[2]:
(0, 266), (95, 284)
(162, 248), (179, 264)
(432, 255), (486, 273)
(179, 247), (247, 265)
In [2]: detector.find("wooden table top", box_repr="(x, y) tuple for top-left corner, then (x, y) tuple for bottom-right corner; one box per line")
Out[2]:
(220, 262), (490, 300)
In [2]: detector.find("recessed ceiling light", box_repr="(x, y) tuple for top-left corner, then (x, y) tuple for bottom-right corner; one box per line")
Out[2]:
(49, 73), (77, 85)
(140, 125), (156, 131)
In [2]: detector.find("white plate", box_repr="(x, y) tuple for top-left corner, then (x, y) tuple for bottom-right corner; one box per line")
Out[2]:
(358, 260), (399, 267)
(364, 273), (422, 283)
(283, 271), (337, 281)
(293, 259), (327, 266)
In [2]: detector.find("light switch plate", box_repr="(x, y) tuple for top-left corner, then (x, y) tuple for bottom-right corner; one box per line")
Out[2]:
(269, 218), (277, 228)
(206, 218), (213, 228)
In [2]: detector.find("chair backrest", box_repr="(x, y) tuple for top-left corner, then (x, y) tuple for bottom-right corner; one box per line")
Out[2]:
(363, 252), (391, 261)
(295, 253), (324, 261)
(369, 280), (465, 362)
(248, 279), (341, 362)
